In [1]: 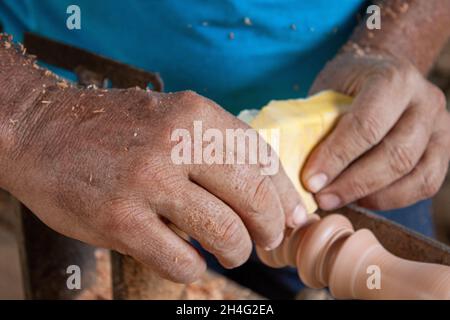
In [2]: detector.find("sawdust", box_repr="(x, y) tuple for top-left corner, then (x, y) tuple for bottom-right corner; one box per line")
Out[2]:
(244, 17), (252, 26)
(182, 271), (263, 300)
(74, 249), (262, 300)
(75, 249), (112, 300)
(57, 81), (69, 89)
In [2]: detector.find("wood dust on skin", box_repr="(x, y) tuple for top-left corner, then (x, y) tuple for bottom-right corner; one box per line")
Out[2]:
(76, 249), (262, 300)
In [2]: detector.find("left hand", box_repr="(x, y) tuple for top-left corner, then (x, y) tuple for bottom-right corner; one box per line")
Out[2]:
(302, 50), (450, 211)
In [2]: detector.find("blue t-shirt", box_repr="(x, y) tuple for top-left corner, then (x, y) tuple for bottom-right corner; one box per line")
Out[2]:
(0, 0), (366, 114)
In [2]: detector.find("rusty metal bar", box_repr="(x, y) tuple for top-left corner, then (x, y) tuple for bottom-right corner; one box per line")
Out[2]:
(18, 206), (97, 299)
(0, 190), (97, 299)
(23, 32), (164, 91)
(326, 205), (450, 265)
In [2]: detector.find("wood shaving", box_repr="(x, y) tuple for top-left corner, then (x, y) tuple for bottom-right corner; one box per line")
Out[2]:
(57, 81), (69, 89)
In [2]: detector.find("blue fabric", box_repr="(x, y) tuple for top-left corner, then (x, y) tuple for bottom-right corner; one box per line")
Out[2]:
(0, 0), (435, 299)
(0, 0), (366, 113)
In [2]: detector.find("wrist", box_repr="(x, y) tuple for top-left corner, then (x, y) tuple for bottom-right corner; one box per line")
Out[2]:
(339, 40), (398, 61)
(0, 34), (70, 191)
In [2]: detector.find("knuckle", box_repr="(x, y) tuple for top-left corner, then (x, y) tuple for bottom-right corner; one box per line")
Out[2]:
(351, 112), (383, 147)
(419, 166), (443, 198)
(325, 143), (352, 169)
(137, 159), (184, 195)
(385, 142), (416, 176)
(347, 178), (370, 200)
(210, 215), (251, 267)
(379, 59), (411, 84)
(177, 90), (202, 102)
(176, 90), (211, 113)
(246, 175), (273, 213)
(215, 216), (244, 251)
(378, 61), (400, 82)
(430, 85), (447, 112)
(168, 253), (203, 283)
(108, 208), (151, 240)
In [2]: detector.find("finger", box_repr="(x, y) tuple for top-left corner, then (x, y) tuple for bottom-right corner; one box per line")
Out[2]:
(244, 114), (307, 228)
(230, 109), (307, 228)
(253, 123), (308, 227)
(270, 163), (308, 228)
(302, 75), (412, 193)
(358, 133), (450, 210)
(112, 206), (206, 283)
(158, 181), (252, 269)
(315, 106), (432, 210)
(189, 163), (285, 250)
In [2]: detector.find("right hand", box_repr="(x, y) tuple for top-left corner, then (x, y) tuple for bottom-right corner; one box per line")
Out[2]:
(0, 87), (306, 282)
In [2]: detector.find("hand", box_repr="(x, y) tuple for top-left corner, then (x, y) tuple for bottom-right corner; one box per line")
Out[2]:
(303, 51), (450, 211)
(1, 86), (306, 283)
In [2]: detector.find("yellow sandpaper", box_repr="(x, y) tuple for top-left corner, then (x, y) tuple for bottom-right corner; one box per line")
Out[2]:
(240, 90), (353, 213)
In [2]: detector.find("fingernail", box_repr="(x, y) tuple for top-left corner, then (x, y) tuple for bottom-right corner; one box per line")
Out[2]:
(307, 173), (328, 192)
(318, 194), (341, 210)
(265, 232), (284, 251)
(292, 204), (308, 227)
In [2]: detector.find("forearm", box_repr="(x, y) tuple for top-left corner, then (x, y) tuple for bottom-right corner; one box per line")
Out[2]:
(343, 0), (450, 74)
(0, 34), (71, 188)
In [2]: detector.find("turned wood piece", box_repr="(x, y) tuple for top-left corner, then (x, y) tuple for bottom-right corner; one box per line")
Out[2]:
(257, 214), (450, 299)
